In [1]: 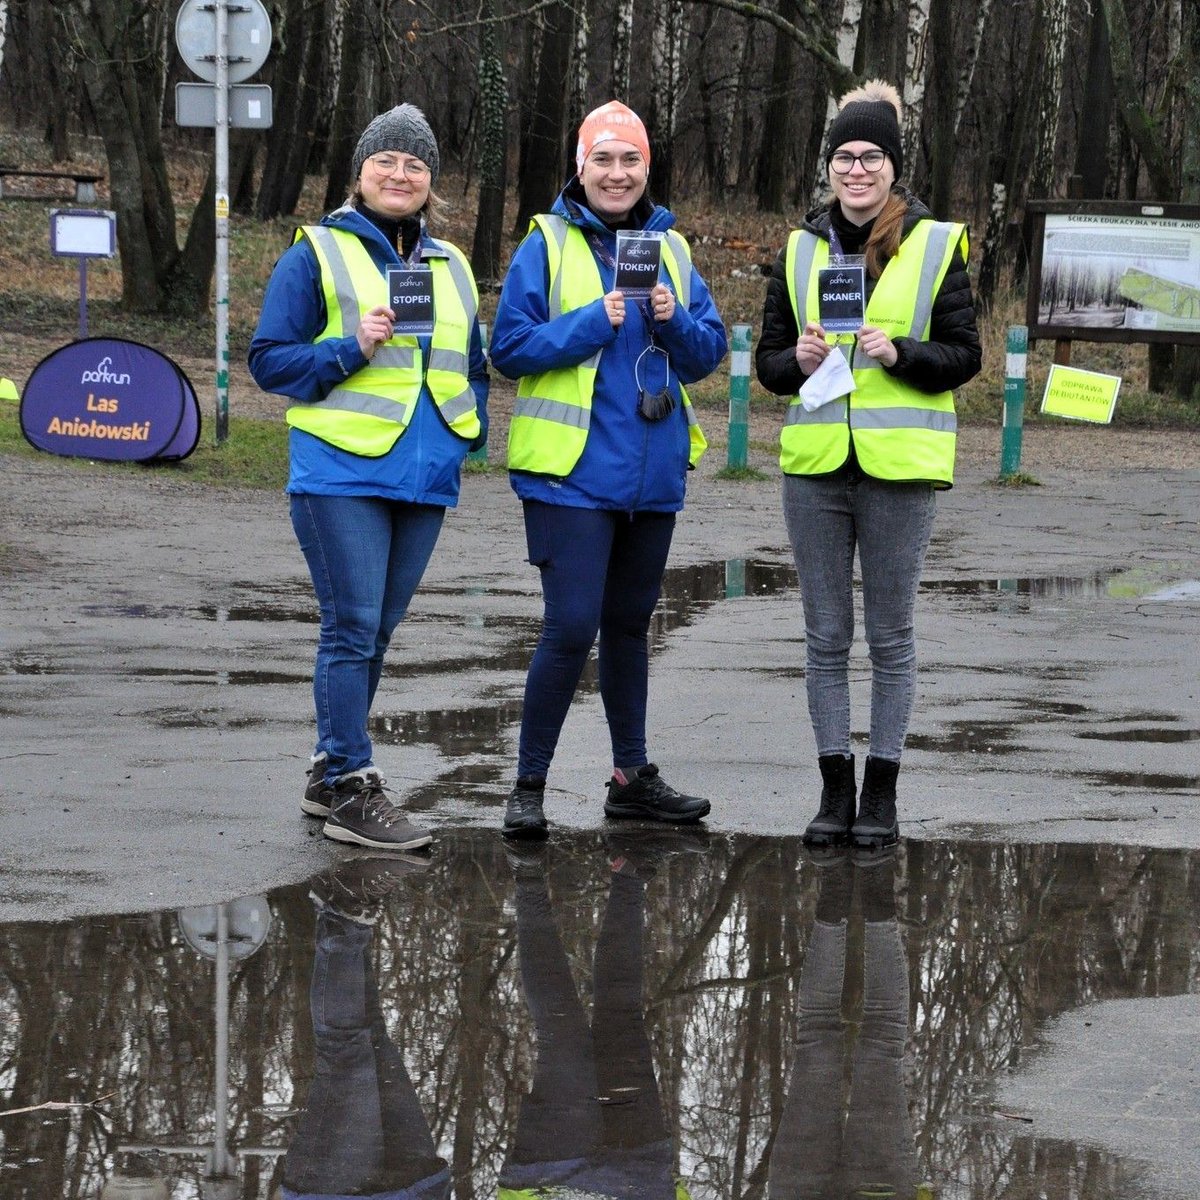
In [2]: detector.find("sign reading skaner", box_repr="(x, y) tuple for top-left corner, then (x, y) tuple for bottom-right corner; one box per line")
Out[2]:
(20, 337), (200, 462)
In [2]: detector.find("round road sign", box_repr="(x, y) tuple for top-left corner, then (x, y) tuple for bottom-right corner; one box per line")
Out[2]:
(175, 0), (272, 84)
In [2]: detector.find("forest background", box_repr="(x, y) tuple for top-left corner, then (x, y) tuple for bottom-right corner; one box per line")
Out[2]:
(1, 0), (1198, 455)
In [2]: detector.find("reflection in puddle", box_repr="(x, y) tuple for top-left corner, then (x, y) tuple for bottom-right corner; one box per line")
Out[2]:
(0, 834), (1191, 1200)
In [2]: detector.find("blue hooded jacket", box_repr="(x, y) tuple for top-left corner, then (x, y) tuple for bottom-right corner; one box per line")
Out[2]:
(248, 205), (489, 505)
(489, 184), (726, 513)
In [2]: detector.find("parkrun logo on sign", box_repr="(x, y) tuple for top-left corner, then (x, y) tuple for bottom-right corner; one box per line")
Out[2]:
(80, 356), (132, 386)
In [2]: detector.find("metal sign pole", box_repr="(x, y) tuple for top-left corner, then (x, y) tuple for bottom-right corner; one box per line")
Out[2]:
(78, 257), (89, 340)
(214, 0), (231, 445)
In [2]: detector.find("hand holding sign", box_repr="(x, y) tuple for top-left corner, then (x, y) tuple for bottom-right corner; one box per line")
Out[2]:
(649, 282), (675, 323)
(357, 306), (395, 359)
(795, 321), (832, 375)
(603, 290), (626, 328)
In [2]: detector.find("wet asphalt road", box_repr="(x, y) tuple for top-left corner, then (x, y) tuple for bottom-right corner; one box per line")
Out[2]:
(0, 453), (1197, 924)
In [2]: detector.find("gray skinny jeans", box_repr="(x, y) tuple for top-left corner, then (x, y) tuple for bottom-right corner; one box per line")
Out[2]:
(782, 467), (935, 761)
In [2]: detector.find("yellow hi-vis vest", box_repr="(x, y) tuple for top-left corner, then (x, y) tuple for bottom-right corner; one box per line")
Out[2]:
(506, 214), (708, 476)
(780, 219), (965, 486)
(287, 224), (480, 456)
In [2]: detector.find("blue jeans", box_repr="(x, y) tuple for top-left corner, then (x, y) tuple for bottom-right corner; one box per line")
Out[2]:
(782, 468), (935, 761)
(290, 494), (445, 778)
(282, 911), (448, 1198)
(518, 502), (676, 779)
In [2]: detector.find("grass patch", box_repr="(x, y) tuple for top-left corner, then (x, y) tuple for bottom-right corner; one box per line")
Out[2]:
(0, 399), (289, 489)
(715, 465), (770, 481)
(994, 471), (1042, 487)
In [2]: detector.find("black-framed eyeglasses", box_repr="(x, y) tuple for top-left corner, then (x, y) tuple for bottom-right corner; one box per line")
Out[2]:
(829, 150), (888, 175)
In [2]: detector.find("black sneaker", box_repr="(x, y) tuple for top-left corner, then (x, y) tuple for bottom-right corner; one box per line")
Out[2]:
(603, 764), (710, 824)
(502, 777), (548, 840)
(324, 771), (433, 851)
(309, 853), (430, 924)
(302, 755), (336, 818)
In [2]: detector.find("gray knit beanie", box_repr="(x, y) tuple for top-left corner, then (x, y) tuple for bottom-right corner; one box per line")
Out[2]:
(352, 104), (440, 184)
(825, 99), (904, 181)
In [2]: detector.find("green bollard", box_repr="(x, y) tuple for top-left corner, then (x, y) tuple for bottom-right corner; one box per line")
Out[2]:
(1000, 325), (1027, 477)
(728, 323), (751, 470)
(469, 321), (489, 464)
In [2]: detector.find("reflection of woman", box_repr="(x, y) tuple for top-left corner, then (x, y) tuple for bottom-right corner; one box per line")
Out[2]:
(281, 858), (449, 1200)
(249, 105), (488, 852)
(490, 101), (727, 840)
(769, 854), (916, 1198)
(756, 81), (981, 850)
(499, 838), (683, 1199)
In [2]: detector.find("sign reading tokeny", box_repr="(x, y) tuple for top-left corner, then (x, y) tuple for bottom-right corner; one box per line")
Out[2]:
(388, 265), (435, 335)
(614, 231), (663, 297)
(817, 263), (866, 334)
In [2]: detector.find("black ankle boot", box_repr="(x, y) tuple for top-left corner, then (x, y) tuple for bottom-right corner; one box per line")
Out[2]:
(802, 754), (856, 846)
(851, 756), (900, 849)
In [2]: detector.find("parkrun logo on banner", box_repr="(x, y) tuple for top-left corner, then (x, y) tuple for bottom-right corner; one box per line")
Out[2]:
(80, 356), (132, 387)
(20, 336), (201, 463)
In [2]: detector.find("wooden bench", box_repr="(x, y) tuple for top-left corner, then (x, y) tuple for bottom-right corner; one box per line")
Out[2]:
(0, 167), (104, 203)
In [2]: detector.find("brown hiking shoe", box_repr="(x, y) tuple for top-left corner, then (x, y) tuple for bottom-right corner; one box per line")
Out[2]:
(302, 754), (336, 818)
(323, 770), (433, 851)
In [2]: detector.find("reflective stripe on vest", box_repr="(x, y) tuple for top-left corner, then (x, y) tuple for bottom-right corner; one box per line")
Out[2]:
(507, 214), (707, 477)
(286, 224), (480, 456)
(780, 219), (964, 485)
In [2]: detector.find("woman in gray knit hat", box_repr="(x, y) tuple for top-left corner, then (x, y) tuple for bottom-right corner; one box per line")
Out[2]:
(756, 81), (981, 853)
(249, 105), (489, 854)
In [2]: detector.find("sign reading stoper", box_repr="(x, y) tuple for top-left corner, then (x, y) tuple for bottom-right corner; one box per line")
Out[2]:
(817, 263), (866, 333)
(614, 230), (663, 297)
(387, 265), (435, 335)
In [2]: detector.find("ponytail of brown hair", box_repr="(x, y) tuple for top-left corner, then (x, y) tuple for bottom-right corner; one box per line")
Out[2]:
(864, 192), (906, 278)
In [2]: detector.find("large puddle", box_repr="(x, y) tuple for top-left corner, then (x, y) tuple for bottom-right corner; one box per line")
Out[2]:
(1, 833), (1195, 1200)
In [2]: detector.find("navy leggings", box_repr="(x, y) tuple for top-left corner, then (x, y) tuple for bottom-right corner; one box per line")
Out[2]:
(518, 501), (676, 779)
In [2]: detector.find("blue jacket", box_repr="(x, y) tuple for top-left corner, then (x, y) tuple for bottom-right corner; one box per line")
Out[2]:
(489, 186), (727, 512)
(248, 206), (489, 505)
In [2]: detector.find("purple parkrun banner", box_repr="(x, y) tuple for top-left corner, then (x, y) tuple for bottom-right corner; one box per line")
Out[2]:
(20, 337), (201, 463)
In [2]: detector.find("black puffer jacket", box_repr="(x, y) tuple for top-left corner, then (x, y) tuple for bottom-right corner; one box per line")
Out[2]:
(756, 190), (982, 397)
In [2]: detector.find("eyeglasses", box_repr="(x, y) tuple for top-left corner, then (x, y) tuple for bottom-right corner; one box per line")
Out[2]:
(367, 154), (431, 179)
(829, 150), (888, 174)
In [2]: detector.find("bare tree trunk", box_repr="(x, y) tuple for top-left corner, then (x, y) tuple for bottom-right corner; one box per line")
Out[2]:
(514, 1), (572, 233)
(1031, 0), (1068, 197)
(1172, 1), (1199, 401)
(926, 0), (954, 215)
(976, 180), (1007, 311)
(277, 0), (329, 215)
(952, 0), (992, 139)
(1099, 0), (1175, 196)
(470, 0), (508, 285)
(1073, 0), (1113, 197)
(755, 0), (796, 211)
(256, 0), (307, 219)
(900, 0), (931, 175)
(612, 0), (633, 100)
(808, 0), (861, 208)
(323, 0), (367, 209)
(647, 0), (684, 205)
(567, 0), (590, 164)
(0, 0), (9, 84)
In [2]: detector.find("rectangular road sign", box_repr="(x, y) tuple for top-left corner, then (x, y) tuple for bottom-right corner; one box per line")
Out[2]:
(175, 82), (273, 129)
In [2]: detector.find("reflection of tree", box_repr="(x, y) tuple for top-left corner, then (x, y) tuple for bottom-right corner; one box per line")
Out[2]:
(0, 837), (1195, 1199)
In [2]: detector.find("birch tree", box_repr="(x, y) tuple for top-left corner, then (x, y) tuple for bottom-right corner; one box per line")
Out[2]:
(612, 0), (633, 100)
(647, 0), (684, 204)
(0, 0), (9, 85)
(1174, 0), (1200, 400)
(1030, 0), (1069, 197)
(567, 0), (590, 153)
(808, 0), (862, 207)
(900, 0), (931, 173)
(953, 0), (993, 139)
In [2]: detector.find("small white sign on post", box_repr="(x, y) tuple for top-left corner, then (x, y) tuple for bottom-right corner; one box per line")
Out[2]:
(50, 209), (116, 258)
